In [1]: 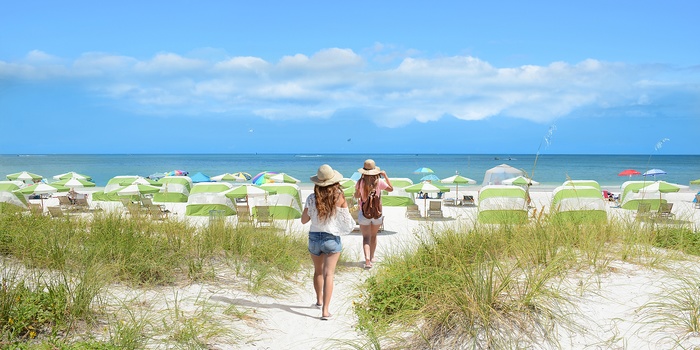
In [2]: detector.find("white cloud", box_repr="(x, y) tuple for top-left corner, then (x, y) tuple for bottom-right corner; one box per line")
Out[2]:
(2, 48), (697, 126)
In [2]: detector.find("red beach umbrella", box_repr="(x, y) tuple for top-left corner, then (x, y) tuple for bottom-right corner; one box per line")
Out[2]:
(618, 169), (641, 177)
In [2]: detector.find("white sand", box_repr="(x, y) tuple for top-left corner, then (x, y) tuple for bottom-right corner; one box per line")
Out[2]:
(28, 186), (700, 348)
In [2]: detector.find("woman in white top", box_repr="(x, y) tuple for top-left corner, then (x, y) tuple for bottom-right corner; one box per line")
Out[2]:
(301, 164), (349, 320)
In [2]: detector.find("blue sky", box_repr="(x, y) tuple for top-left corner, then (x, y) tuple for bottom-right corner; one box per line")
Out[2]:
(1, 1), (698, 155)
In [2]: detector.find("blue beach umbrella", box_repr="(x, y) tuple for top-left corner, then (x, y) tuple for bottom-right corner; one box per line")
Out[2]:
(414, 167), (434, 174)
(420, 174), (441, 182)
(190, 172), (211, 183)
(643, 169), (667, 178)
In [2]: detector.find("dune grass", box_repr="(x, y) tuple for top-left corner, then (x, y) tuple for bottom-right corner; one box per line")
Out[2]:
(353, 217), (700, 349)
(0, 210), (309, 347)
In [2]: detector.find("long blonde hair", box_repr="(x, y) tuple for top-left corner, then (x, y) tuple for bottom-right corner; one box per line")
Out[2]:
(361, 174), (379, 201)
(314, 183), (342, 221)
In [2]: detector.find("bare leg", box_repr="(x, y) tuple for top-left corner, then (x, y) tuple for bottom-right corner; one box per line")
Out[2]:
(369, 222), (381, 262)
(311, 253), (324, 306)
(321, 252), (340, 318)
(360, 224), (372, 266)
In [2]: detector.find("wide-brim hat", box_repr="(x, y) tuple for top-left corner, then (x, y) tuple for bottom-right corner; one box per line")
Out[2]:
(310, 164), (343, 187)
(358, 159), (381, 175)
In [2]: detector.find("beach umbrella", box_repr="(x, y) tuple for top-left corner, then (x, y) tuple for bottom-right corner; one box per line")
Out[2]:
(420, 174), (441, 182)
(165, 170), (188, 176)
(190, 172), (211, 183)
(404, 182), (450, 216)
(16, 183), (68, 209)
(266, 173), (300, 184)
(635, 181), (688, 194)
(413, 167), (434, 174)
(253, 172), (300, 185)
(147, 172), (167, 181)
(502, 176), (540, 187)
(251, 171), (276, 185)
(643, 169), (667, 178)
(618, 169), (641, 178)
(690, 179), (700, 185)
(6, 171), (43, 182)
(52, 171), (92, 181)
(51, 178), (96, 188)
(350, 171), (362, 181)
(232, 172), (252, 181)
(212, 173), (251, 183)
(440, 175), (477, 202)
(116, 184), (162, 196)
(16, 183), (68, 195)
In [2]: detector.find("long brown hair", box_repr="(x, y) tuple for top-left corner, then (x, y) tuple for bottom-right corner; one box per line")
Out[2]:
(314, 182), (342, 221)
(361, 174), (379, 201)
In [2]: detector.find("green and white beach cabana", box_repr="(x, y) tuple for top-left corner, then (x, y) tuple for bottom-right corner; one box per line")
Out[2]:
(619, 180), (667, 210)
(185, 182), (238, 216)
(562, 180), (601, 191)
(257, 183), (303, 219)
(154, 176), (193, 203)
(550, 185), (607, 223)
(477, 185), (528, 224)
(92, 176), (142, 201)
(0, 190), (28, 213)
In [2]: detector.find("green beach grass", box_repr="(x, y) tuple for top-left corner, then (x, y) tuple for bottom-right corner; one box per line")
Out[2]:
(1, 207), (699, 348)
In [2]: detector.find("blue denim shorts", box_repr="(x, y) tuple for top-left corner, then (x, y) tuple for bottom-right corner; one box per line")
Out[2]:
(308, 231), (342, 256)
(357, 208), (384, 226)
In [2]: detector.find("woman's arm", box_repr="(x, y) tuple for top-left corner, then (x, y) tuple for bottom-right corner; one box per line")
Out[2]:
(301, 207), (310, 224)
(381, 171), (394, 192)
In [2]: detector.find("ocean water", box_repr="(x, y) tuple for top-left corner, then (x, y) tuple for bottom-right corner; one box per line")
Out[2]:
(1, 154), (698, 189)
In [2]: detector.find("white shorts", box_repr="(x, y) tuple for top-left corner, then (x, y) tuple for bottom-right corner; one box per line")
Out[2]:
(357, 208), (384, 226)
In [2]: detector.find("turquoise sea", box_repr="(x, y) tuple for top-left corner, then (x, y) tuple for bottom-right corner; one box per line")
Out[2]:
(1, 154), (698, 189)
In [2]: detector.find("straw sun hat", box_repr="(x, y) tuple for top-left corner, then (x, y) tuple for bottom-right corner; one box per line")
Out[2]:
(310, 164), (343, 187)
(358, 159), (381, 175)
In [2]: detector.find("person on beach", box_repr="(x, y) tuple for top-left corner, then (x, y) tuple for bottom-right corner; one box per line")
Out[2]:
(301, 164), (352, 320)
(354, 159), (394, 269)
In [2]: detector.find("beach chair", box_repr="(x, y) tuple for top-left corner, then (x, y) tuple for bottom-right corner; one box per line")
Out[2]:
(28, 203), (43, 215)
(635, 203), (652, 220)
(461, 195), (475, 206)
(142, 197), (170, 214)
(695, 194), (700, 209)
(657, 202), (674, 219)
(442, 198), (457, 206)
(47, 206), (67, 218)
(255, 206), (273, 227)
(58, 195), (75, 210)
(236, 205), (253, 225)
(405, 204), (421, 219)
(147, 205), (167, 220)
(427, 201), (444, 219)
(73, 197), (90, 211)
